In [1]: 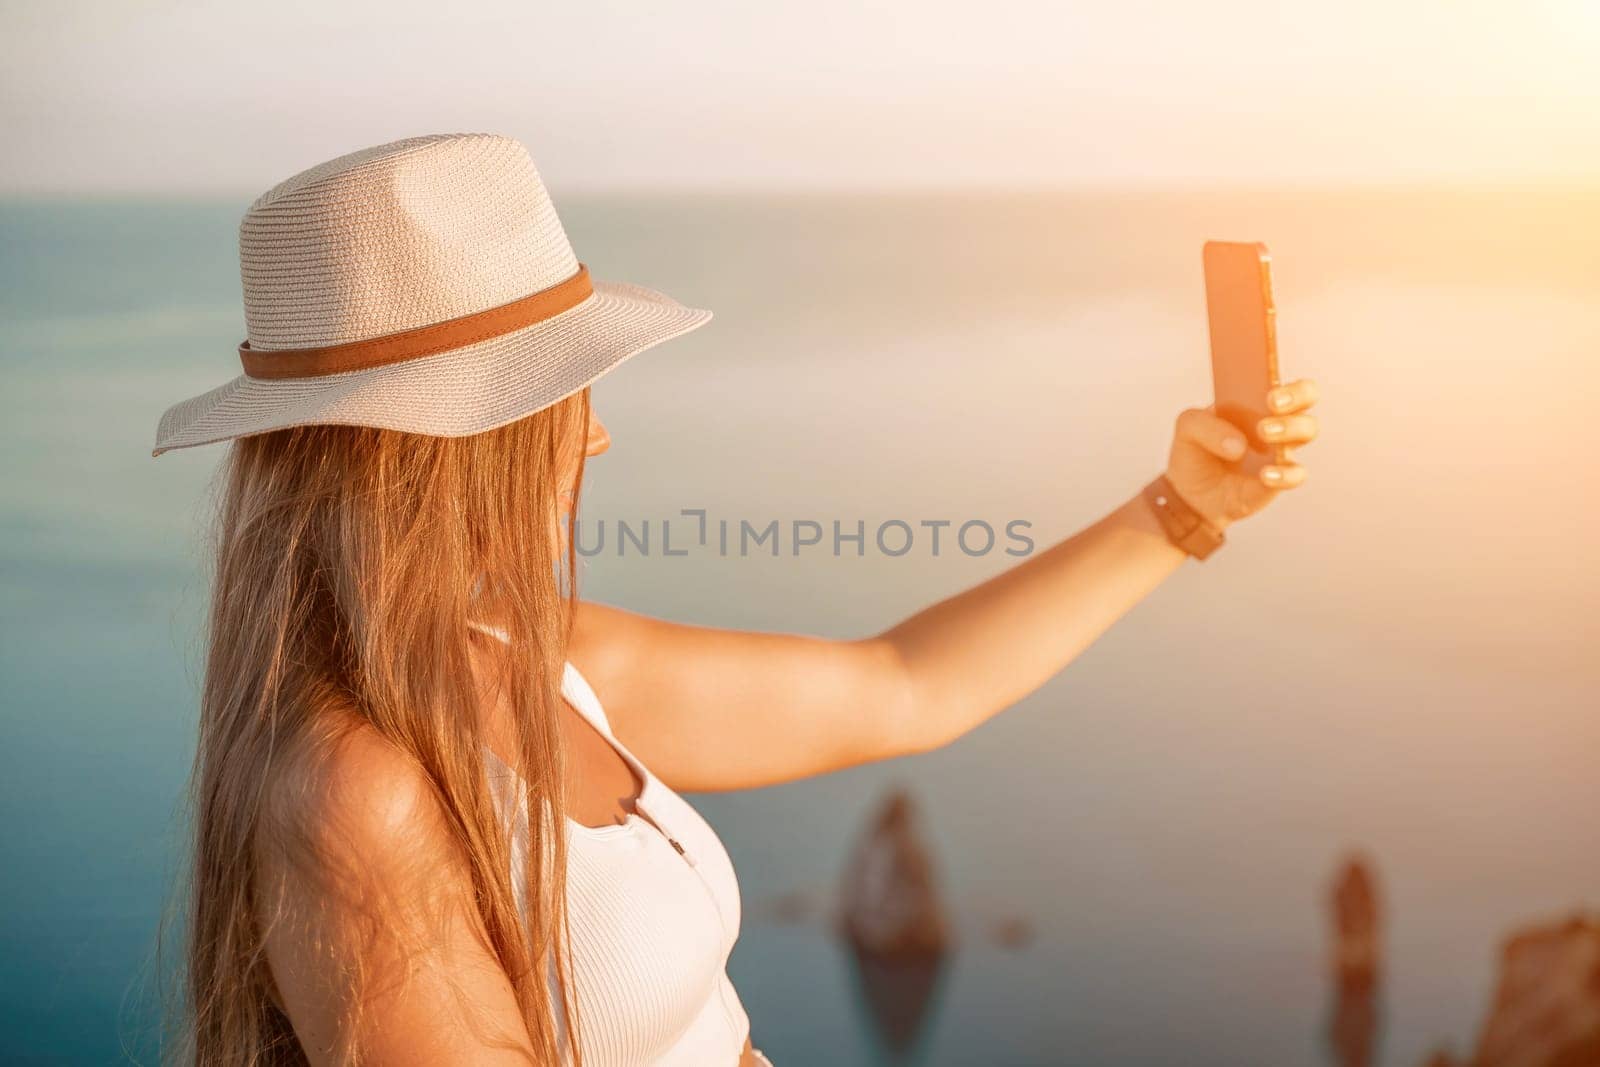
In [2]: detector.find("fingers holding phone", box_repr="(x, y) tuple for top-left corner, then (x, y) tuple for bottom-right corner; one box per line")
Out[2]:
(1267, 378), (1320, 415)
(1256, 381), (1319, 489)
(1161, 241), (1321, 527)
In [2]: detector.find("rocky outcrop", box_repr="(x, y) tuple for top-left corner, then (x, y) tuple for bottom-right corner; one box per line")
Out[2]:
(838, 788), (951, 959)
(838, 788), (952, 1058)
(1327, 853), (1384, 1067)
(1331, 853), (1383, 992)
(1421, 914), (1600, 1067)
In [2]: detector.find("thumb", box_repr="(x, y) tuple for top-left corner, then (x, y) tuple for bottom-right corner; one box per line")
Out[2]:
(1175, 407), (1248, 462)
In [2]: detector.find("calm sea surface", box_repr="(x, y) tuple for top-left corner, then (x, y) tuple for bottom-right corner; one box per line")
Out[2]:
(2, 189), (1597, 1065)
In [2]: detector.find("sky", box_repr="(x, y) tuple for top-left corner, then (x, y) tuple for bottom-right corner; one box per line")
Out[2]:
(2, 0), (1598, 193)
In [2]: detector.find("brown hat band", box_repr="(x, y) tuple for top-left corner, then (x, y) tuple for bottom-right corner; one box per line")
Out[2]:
(239, 264), (594, 380)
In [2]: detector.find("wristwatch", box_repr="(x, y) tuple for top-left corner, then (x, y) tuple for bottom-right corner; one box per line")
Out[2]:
(1142, 474), (1225, 561)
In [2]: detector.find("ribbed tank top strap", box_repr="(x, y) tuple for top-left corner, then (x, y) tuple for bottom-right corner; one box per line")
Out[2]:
(559, 661), (612, 735)
(466, 618), (612, 735)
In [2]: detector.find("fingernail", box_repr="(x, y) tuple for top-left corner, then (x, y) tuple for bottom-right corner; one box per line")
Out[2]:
(1261, 420), (1283, 438)
(1269, 389), (1292, 411)
(1262, 467), (1283, 484)
(1226, 436), (1246, 457)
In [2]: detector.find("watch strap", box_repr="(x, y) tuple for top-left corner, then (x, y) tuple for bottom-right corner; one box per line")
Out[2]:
(1142, 474), (1225, 561)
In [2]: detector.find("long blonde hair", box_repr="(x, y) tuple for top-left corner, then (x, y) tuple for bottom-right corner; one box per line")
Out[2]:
(177, 390), (591, 1064)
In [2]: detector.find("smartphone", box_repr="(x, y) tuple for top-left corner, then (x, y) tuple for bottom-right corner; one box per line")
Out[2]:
(1202, 240), (1283, 475)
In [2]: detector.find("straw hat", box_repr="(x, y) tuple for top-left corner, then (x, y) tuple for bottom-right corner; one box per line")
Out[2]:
(151, 133), (712, 456)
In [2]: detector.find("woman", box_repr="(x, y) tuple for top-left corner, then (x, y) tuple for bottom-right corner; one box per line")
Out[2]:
(154, 134), (1318, 1066)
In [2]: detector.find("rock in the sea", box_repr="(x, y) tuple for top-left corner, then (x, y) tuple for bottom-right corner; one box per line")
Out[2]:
(1329, 983), (1381, 1067)
(1465, 913), (1600, 1067)
(1331, 852), (1383, 993)
(838, 788), (952, 1058)
(1327, 853), (1384, 1067)
(838, 788), (951, 959)
(989, 916), (1034, 950)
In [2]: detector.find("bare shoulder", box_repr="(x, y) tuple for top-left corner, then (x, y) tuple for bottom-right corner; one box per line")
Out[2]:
(568, 599), (651, 668)
(256, 717), (461, 903)
(253, 719), (538, 1063)
(567, 599), (662, 699)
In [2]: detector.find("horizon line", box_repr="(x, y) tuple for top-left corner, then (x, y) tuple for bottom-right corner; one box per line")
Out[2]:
(3, 175), (1599, 202)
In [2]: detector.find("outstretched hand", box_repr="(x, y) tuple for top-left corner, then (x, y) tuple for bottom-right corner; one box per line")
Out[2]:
(1165, 378), (1320, 530)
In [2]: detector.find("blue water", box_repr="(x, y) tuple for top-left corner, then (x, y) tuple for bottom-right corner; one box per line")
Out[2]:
(3, 189), (1598, 1065)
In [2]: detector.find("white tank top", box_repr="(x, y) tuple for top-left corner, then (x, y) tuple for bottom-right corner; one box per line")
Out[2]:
(474, 629), (754, 1066)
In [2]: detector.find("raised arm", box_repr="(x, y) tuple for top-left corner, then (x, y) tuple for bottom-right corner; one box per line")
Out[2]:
(574, 382), (1318, 792)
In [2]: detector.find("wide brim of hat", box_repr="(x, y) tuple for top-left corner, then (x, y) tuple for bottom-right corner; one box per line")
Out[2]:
(152, 279), (711, 456)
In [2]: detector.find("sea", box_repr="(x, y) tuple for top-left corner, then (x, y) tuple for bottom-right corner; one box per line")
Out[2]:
(2, 187), (1597, 1065)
